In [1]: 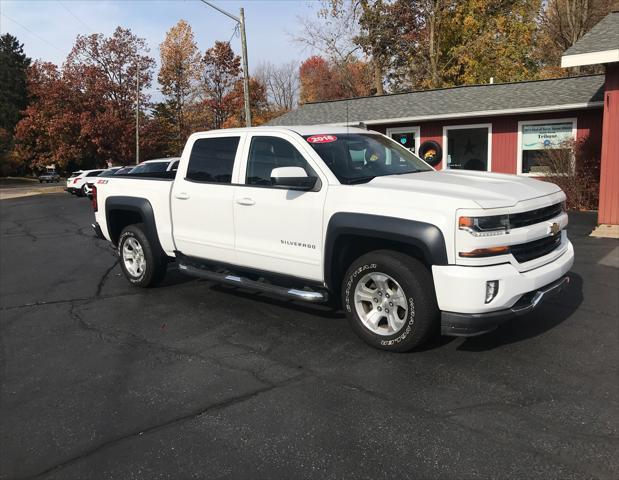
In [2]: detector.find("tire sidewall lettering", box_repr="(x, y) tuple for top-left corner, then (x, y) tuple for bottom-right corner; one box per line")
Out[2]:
(344, 262), (416, 345)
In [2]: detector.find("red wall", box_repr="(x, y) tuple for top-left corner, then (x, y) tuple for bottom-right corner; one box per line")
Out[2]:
(372, 109), (603, 174)
(598, 63), (619, 225)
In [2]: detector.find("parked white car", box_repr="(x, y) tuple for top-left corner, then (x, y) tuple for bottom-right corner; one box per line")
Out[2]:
(66, 169), (104, 196)
(83, 167), (123, 197)
(128, 158), (180, 175)
(91, 126), (573, 352)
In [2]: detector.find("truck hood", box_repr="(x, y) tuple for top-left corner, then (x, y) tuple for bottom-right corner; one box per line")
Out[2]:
(364, 170), (561, 209)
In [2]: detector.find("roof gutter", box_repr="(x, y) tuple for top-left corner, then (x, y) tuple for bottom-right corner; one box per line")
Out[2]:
(330, 101), (604, 127)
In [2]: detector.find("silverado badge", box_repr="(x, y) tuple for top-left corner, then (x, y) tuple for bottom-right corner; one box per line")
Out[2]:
(549, 222), (561, 235)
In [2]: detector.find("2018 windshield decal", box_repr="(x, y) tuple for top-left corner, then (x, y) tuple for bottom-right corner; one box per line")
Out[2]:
(306, 135), (337, 144)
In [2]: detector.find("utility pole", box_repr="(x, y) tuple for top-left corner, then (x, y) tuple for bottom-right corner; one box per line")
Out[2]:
(135, 59), (140, 165)
(200, 1), (252, 127)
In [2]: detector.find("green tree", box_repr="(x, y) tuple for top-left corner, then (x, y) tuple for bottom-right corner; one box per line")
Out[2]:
(0, 33), (31, 172)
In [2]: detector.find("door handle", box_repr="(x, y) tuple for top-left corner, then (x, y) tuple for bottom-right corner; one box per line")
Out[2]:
(236, 197), (255, 206)
(175, 192), (190, 200)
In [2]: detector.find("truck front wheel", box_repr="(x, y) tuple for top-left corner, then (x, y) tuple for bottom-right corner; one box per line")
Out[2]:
(118, 223), (167, 287)
(342, 250), (438, 352)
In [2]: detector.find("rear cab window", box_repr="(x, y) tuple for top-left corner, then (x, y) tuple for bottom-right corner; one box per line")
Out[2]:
(186, 136), (240, 183)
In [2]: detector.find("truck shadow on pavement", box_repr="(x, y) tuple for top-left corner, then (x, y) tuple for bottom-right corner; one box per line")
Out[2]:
(455, 271), (584, 352)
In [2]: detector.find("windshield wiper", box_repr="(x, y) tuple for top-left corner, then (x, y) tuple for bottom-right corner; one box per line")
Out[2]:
(344, 175), (376, 185)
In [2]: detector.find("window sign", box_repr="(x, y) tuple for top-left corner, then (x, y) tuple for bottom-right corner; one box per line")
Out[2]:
(520, 121), (575, 175)
(522, 123), (574, 150)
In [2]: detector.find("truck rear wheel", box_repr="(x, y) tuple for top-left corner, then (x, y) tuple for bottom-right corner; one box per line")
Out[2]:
(118, 223), (167, 287)
(341, 250), (438, 352)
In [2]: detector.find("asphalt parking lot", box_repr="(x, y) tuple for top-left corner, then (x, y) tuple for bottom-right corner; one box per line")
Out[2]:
(1, 193), (618, 479)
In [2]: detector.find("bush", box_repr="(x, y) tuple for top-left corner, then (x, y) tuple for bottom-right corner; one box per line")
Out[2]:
(539, 136), (600, 211)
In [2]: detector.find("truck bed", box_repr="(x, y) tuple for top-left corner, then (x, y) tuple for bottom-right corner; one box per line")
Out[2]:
(95, 175), (177, 255)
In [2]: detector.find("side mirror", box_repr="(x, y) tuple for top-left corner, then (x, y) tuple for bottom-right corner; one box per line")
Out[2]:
(270, 166), (317, 190)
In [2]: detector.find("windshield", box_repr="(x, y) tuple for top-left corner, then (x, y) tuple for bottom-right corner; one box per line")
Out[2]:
(303, 133), (432, 184)
(130, 161), (169, 174)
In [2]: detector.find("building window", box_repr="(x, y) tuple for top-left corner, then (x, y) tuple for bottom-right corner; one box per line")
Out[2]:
(442, 124), (492, 171)
(517, 119), (577, 175)
(386, 126), (421, 154)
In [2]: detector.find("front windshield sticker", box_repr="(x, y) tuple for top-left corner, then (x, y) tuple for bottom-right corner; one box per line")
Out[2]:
(306, 134), (337, 144)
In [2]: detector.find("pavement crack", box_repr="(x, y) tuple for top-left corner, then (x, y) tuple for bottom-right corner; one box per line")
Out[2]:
(95, 261), (118, 298)
(30, 376), (307, 479)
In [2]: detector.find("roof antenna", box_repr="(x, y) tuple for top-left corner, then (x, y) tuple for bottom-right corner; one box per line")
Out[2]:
(346, 99), (349, 134)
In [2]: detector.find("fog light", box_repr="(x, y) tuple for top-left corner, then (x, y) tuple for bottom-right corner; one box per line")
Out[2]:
(485, 280), (499, 304)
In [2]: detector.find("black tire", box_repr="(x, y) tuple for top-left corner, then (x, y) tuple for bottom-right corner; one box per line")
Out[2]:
(341, 250), (438, 352)
(118, 223), (167, 287)
(418, 140), (442, 167)
(81, 184), (88, 197)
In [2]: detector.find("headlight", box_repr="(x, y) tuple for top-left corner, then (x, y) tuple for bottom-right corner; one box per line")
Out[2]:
(459, 215), (510, 237)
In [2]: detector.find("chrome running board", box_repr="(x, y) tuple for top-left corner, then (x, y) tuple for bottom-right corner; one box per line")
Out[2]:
(178, 263), (328, 303)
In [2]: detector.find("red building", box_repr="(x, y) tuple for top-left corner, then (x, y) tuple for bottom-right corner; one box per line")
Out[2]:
(562, 7), (619, 231)
(270, 75), (604, 190)
(271, 9), (619, 233)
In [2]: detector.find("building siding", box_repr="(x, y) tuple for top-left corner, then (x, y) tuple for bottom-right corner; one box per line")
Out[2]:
(598, 63), (619, 225)
(372, 108), (603, 175)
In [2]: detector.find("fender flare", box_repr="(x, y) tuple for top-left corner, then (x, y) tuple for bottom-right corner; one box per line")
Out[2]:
(324, 212), (448, 290)
(105, 196), (162, 251)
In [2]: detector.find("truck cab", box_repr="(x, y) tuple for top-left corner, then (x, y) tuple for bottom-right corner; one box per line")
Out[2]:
(92, 126), (573, 352)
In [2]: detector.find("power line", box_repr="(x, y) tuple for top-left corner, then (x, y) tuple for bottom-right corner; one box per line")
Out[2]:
(56, 0), (94, 33)
(1, 13), (64, 53)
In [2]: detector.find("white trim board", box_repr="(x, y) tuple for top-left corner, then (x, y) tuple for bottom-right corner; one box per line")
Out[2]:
(562, 49), (619, 67)
(441, 123), (493, 172)
(516, 117), (578, 176)
(333, 101), (603, 127)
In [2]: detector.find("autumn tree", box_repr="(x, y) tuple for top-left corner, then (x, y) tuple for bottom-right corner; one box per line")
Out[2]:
(158, 19), (201, 150)
(223, 77), (272, 127)
(201, 41), (241, 129)
(14, 27), (157, 171)
(537, 0), (611, 75)
(299, 55), (373, 103)
(0, 33), (31, 173)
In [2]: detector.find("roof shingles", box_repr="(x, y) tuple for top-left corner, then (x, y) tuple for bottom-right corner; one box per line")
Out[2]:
(563, 12), (619, 56)
(268, 75), (605, 126)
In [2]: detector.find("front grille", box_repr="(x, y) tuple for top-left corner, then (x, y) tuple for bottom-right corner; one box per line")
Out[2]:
(511, 232), (562, 263)
(509, 203), (563, 229)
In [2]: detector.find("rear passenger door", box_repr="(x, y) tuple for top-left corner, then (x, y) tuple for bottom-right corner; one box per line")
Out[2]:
(171, 134), (243, 264)
(233, 133), (327, 281)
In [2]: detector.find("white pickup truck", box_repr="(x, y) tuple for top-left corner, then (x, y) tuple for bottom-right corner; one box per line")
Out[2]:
(91, 125), (573, 351)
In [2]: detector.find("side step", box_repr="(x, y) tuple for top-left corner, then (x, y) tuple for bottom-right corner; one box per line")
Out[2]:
(178, 263), (329, 303)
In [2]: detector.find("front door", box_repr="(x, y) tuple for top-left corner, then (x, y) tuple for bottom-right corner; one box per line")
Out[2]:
(387, 127), (420, 154)
(171, 134), (244, 264)
(233, 133), (327, 281)
(444, 125), (491, 171)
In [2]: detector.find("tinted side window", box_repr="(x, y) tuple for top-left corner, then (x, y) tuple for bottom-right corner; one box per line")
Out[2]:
(187, 137), (240, 183)
(246, 136), (313, 186)
(87, 171), (102, 177)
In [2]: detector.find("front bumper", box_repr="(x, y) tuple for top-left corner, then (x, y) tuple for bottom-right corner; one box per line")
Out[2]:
(433, 240), (574, 336)
(441, 276), (569, 336)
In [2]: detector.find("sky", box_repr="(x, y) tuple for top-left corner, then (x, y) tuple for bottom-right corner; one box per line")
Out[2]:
(0, 0), (321, 99)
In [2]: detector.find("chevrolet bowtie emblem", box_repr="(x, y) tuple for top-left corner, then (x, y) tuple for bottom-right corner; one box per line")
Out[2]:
(549, 222), (561, 235)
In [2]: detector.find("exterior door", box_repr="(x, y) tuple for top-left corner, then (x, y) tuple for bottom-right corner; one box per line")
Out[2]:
(387, 127), (421, 154)
(171, 134), (244, 264)
(233, 133), (327, 281)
